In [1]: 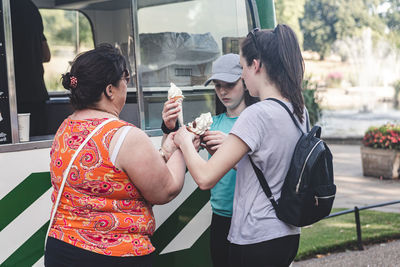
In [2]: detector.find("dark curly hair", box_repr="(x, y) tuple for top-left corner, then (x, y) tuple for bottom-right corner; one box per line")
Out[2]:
(61, 43), (127, 110)
(241, 24), (305, 123)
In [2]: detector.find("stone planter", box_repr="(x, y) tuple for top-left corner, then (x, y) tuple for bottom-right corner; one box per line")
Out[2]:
(360, 146), (400, 179)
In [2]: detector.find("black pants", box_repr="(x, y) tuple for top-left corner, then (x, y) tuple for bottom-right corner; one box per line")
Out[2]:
(210, 213), (232, 267)
(228, 234), (300, 267)
(45, 237), (154, 267)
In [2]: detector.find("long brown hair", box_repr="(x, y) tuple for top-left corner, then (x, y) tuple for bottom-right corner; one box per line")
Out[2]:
(241, 24), (305, 123)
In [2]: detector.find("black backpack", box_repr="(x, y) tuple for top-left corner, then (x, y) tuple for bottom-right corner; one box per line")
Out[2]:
(249, 98), (336, 227)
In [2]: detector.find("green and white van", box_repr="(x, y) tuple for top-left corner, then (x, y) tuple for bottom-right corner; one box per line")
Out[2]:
(0, 0), (275, 265)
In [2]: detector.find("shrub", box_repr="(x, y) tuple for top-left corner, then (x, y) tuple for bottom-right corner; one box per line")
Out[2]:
(325, 71), (343, 88)
(362, 124), (400, 150)
(303, 78), (321, 126)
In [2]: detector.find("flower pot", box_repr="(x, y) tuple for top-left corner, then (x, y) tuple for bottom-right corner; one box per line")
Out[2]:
(360, 146), (400, 179)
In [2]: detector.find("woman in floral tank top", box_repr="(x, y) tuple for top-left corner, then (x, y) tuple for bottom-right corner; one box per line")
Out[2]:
(45, 44), (187, 267)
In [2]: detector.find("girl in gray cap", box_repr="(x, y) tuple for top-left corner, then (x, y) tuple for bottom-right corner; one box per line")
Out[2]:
(174, 24), (307, 267)
(161, 53), (257, 267)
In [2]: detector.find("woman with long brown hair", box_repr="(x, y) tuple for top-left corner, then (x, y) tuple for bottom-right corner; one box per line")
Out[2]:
(174, 24), (308, 266)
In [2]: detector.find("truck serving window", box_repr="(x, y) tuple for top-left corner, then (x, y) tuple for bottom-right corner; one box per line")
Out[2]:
(41, 9), (95, 92)
(137, 0), (249, 130)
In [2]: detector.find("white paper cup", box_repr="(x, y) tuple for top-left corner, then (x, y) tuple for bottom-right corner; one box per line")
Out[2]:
(18, 113), (30, 142)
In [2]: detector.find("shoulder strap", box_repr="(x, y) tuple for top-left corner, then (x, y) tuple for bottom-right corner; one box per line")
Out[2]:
(267, 98), (304, 133)
(110, 126), (133, 165)
(44, 117), (117, 250)
(248, 156), (279, 211)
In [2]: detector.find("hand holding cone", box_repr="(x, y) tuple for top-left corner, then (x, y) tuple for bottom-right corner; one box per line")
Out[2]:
(168, 82), (184, 126)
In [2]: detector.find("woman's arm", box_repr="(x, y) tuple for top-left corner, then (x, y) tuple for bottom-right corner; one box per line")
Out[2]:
(175, 126), (249, 190)
(113, 127), (186, 205)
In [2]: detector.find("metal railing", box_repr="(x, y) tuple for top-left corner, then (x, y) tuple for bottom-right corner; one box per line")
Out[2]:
(325, 200), (400, 250)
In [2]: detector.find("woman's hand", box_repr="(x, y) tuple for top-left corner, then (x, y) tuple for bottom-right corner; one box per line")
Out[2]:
(201, 130), (227, 155)
(162, 99), (181, 130)
(174, 126), (195, 149)
(162, 132), (178, 160)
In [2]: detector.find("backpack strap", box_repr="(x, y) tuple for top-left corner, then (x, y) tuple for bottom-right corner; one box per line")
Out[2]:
(267, 98), (304, 134)
(248, 156), (279, 211)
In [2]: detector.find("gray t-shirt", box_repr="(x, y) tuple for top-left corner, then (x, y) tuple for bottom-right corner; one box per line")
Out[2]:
(228, 100), (307, 245)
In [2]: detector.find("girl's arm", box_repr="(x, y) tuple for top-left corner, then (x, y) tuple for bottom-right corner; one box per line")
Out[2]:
(175, 126), (249, 189)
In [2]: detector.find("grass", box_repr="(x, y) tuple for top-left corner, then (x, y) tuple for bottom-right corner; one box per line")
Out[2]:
(295, 208), (400, 261)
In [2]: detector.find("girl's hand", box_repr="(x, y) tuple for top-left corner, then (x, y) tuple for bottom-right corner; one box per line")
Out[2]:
(174, 126), (195, 149)
(193, 135), (201, 152)
(201, 130), (227, 155)
(162, 99), (181, 130)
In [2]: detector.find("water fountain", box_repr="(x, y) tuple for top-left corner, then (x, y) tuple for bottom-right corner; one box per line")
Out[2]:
(318, 28), (400, 138)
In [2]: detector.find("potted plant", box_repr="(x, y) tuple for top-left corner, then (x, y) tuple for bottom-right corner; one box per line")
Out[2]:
(361, 124), (400, 179)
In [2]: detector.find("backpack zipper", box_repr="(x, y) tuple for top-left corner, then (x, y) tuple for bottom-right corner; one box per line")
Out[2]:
(296, 140), (323, 193)
(314, 194), (335, 206)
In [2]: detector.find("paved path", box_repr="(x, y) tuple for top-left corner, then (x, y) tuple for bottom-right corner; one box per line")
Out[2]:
(293, 144), (400, 266)
(293, 239), (400, 267)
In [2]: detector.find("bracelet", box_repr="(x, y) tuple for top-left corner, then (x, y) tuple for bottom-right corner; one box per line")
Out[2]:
(161, 121), (179, 134)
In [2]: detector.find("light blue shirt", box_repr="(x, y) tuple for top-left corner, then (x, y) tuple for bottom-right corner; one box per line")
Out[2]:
(209, 113), (238, 217)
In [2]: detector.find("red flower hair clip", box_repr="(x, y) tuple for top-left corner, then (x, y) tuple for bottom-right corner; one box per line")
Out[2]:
(70, 76), (78, 88)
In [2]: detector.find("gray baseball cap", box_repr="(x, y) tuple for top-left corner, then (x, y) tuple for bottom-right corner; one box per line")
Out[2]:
(204, 53), (242, 86)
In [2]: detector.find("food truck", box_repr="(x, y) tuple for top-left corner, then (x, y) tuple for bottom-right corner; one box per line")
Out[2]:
(0, 0), (275, 265)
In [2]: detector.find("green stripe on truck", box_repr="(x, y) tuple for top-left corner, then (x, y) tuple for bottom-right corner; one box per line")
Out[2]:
(0, 172), (51, 231)
(154, 227), (212, 267)
(1, 221), (49, 267)
(152, 188), (210, 252)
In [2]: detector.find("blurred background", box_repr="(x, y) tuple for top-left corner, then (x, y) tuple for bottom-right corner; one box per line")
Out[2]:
(39, 0), (400, 138)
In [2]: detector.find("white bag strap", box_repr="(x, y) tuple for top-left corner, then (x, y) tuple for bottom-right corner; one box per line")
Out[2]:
(44, 117), (117, 250)
(110, 126), (133, 165)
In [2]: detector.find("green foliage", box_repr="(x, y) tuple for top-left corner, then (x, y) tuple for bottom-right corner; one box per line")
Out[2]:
(274, 0), (306, 47)
(40, 9), (93, 47)
(363, 124), (400, 150)
(380, 0), (400, 33)
(44, 72), (64, 92)
(301, 0), (386, 59)
(296, 208), (400, 260)
(382, 0), (400, 48)
(303, 78), (321, 126)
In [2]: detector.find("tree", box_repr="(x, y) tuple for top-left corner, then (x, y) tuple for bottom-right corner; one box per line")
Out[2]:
(274, 0), (306, 48)
(40, 10), (93, 48)
(301, 0), (385, 59)
(379, 0), (400, 48)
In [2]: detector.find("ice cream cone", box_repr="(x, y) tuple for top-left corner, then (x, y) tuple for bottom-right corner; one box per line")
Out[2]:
(168, 83), (185, 127)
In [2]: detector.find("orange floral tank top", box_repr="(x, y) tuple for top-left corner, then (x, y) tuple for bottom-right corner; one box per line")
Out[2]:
(49, 118), (155, 256)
